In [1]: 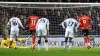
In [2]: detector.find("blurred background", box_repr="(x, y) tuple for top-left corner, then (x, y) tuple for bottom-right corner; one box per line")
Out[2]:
(0, 2), (99, 37)
(0, 0), (100, 3)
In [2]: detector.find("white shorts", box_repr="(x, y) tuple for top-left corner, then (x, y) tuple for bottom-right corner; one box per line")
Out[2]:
(65, 29), (74, 38)
(37, 29), (47, 36)
(10, 29), (19, 36)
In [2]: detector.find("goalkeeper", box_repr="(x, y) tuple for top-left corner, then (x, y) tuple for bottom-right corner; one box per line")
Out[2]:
(1, 34), (16, 49)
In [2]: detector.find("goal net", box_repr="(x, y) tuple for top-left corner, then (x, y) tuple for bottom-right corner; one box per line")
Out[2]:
(0, 2), (100, 37)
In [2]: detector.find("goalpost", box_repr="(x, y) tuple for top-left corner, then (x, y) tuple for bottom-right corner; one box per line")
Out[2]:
(0, 2), (99, 37)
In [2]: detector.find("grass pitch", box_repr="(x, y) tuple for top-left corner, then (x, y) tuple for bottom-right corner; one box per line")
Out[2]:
(0, 48), (100, 56)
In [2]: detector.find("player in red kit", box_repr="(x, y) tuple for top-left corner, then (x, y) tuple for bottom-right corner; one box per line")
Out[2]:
(28, 15), (39, 50)
(79, 13), (93, 49)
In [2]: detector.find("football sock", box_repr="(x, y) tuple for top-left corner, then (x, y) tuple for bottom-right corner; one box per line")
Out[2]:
(32, 36), (35, 48)
(84, 38), (88, 47)
(64, 42), (67, 49)
(44, 40), (48, 51)
(38, 40), (41, 51)
(87, 38), (90, 46)
(38, 44), (40, 51)
(68, 42), (72, 50)
(44, 42), (48, 51)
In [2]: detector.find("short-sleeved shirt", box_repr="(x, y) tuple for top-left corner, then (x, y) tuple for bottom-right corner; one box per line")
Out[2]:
(62, 18), (79, 30)
(28, 16), (39, 30)
(36, 18), (49, 31)
(79, 16), (93, 30)
(7, 17), (23, 30)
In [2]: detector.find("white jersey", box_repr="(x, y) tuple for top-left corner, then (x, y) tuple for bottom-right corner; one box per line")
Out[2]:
(62, 18), (79, 31)
(36, 18), (49, 30)
(36, 18), (49, 36)
(62, 18), (79, 38)
(7, 17), (23, 30)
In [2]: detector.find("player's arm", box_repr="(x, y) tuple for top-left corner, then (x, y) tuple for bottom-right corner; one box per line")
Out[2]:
(1, 40), (5, 48)
(6, 19), (11, 29)
(7, 19), (11, 26)
(36, 19), (40, 33)
(46, 19), (50, 35)
(26, 18), (29, 29)
(89, 18), (93, 28)
(18, 18), (24, 29)
(79, 17), (82, 27)
(75, 21), (80, 32)
(61, 21), (66, 29)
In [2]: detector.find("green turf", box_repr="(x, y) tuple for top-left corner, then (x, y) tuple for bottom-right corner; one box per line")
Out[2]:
(0, 48), (100, 56)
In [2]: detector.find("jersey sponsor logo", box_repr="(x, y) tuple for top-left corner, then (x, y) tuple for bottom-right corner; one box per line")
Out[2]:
(0, 36), (100, 48)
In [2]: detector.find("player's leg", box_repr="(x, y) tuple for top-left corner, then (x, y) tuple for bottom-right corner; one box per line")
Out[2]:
(13, 30), (19, 49)
(63, 37), (68, 51)
(1, 40), (5, 48)
(82, 29), (88, 48)
(68, 37), (73, 52)
(9, 34), (14, 46)
(64, 29), (69, 50)
(68, 31), (73, 52)
(37, 30), (42, 51)
(31, 36), (36, 50)
(43, 30), (49, 51)
(92, 38), (95, 48)
(85, 29), (91, 49)
(9, 30), (15, 47)
(37, 36), (41, 51)
(87, 37), (91, 49)
(31, 30), (36, 50)
(84, 35), (90, 49)
(63, 30), (69, 50)
(1, 35), (9, 48)
(44, 36), (48, 51)
(10, 41), (16, 48)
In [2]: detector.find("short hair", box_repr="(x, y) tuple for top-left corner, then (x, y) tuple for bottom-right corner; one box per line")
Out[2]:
(32, 10), (37, 16)
(12, 13), (18, 17)
(82, 12), (88, 16)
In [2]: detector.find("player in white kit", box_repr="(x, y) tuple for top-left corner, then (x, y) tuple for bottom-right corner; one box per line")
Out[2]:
(61, 17), (79, 52)
(36, 17), (49, 51)
(7, 15), (24, 47)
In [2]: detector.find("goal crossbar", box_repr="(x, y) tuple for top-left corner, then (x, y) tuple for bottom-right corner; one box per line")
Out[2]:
(0, 2), (100, 8)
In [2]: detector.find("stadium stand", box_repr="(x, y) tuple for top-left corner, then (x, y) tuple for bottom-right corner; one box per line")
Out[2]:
(0, 0), (100, 2)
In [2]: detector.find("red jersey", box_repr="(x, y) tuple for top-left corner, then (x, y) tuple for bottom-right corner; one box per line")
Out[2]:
(79, 16), (93, 29)
(28, 16), (39, 30)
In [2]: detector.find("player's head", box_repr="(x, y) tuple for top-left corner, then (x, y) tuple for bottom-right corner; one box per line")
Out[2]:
(68, 13), (75, 18)
(12, 13), (18, 17)
(30, 10), (38, 16)
(81, 12), (88, 16)
(64, 15), (68, 19)
(40, 13), (47, 18)
(2, 34), (7, 40)
(39, 9), (47, 18)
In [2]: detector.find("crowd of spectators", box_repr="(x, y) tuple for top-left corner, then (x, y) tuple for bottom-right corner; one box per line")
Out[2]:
(0, 0), (100, 3)
(0, 5), (100, 36)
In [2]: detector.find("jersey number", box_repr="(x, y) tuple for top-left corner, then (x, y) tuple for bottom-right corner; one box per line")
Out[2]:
(12, 20), (17, 26)
(41, 19), (45, 23)
(68, 21), (74, 26)
(31, 19), (36, 25)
